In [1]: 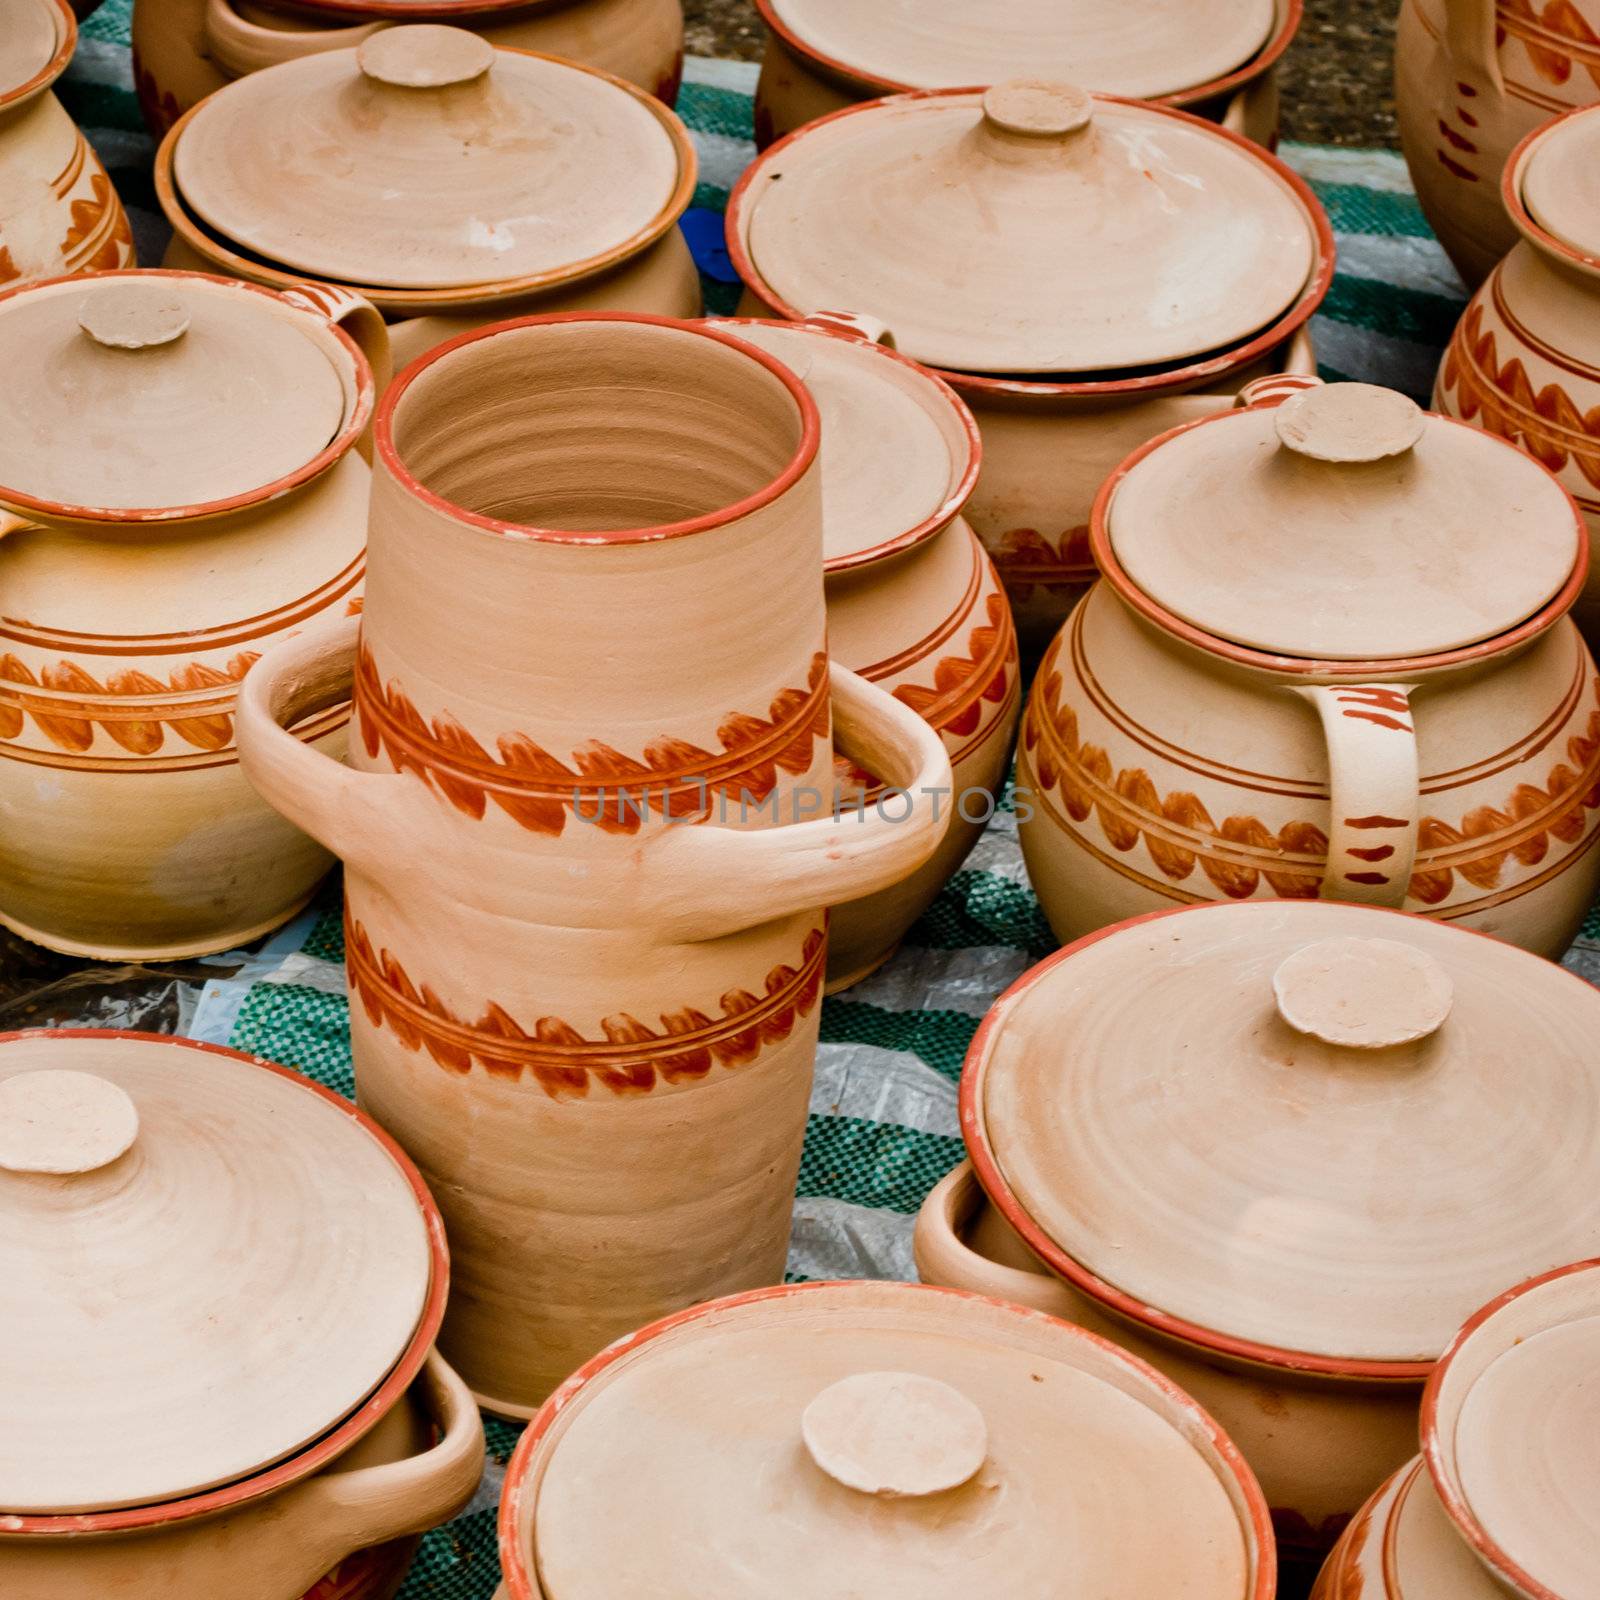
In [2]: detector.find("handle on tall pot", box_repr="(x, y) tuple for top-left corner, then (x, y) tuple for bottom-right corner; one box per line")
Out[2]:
(281, 282), (394, 445)
(1442, 0), (1503, 89)
(203, 0), (385, 79)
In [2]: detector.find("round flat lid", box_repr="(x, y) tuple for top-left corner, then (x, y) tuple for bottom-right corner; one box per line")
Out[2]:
(1522, 107), (1600, 261)
(1107, 384), (1581, 660)
(976, 901), (1600, 1364)
(0, 278), (346, 512)
(768, 0), (1276, 99)
(1456, 1318), (1600, 1598)
(713, 321), (972, 566)
(743, 84), (1315, 375)
(0, 1034), (432, 1514)
(0, 0), (63, 101)
(532, 1284), (1250, 1600)
(172, 28), (684, 291)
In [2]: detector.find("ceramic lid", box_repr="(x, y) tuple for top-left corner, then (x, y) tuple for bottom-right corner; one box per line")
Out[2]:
(0, 1033), (433, 1514)
(1106, 383), (1582, 660)
(527, 1282), (1258, 1599)
(972, 901), (1600, 1366)
(0, 277), (349, 512)
(1521, 107), (1600, 262)
(710, 319), (978, 568)
(171, 28), (684, 291)
(741, 83), (1316, 375)
(765, 0), (1277, 100)
(0, 0), (65, 102)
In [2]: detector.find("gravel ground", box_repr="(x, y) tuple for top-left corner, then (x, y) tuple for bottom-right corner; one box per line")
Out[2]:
(684, 0), (1401, 147)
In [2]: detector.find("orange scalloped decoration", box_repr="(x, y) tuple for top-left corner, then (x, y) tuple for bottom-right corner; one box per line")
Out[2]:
(1027, 641), (1600, 903)
(1443, 303), (1600, 490)
(0, 247), (19, 286)
(346, 916), (826, 1100)
(1305, 1489), (1373, 1599)
(989, 525), (1097, 602)
(355, 643), (830, 838)
(1498, 0), (1600, 85)
(300, 1539), (415, 1600)
(0, 651), (261, 753)
(132, 54), (185, 138)
(891, 591), (1017, 739)
(60, 173), (133, 274)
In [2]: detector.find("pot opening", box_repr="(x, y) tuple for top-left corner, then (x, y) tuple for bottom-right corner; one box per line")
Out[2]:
(385, 318), (814, 537)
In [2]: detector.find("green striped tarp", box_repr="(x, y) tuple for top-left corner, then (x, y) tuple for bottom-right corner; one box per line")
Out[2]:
(54, 12), (1600, 1595)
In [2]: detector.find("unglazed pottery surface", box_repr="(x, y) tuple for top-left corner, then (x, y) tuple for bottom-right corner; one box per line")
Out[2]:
(0, 270), (376, 960)
(969, 900), (1600, 1366)
(1018, 379), (1600, 956)
(173, 29), (682, 290)
(498, 1281), (1273, 1600)
(763, 0), (1274, 99)
(1434, 105), (1600, 649)
(1396, 0), (1600, 287)
(236, 315), (953, 1415)
(0, 0), (135, 290)
(742, 84), (1316, 375)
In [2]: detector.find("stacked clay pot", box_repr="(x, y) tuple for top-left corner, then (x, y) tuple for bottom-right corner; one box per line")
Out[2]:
(1397, 0), (1600, 289)
(0, 1029), (483, 1599)
(156, 28), (700, 374)
(1315, 1259), (1600, 1599)
(494, 1280), (1277, 1600)
(0, 0), (135, 289)
(754, 0), (1302, 149)
(915, 898), (1600, 1571)
(131, 0), (684, 137)
(711, 314), (1020, 989)
(1435, 105), (1600, 648)
(236, 314), (954, 1416)
(728, 79), (1331, 650)
(1018, 378), (1600, 958)
(0, 269), (385, 960)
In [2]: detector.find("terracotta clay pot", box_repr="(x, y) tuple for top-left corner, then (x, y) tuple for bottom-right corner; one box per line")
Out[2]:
(235, 313), (954, 1417)
(1434, 106), (1600, 650)
(1018, 379), (1600, 957)
(0, 1030), (484, 1600)
(753, 0), (1301, 150)
(0, 0), (135, 290)
(1314, 1259), (1600, 1599)
(1396, 0), (1600, 290)
(727, 83), (1333, 651)
(710, 314), (1019, 989)
(130, 0), (683, 137)
(921, 900), (1600, 1564)
(495, 1279), (1276, 1600)
(0, 269), (386, 960)
(155, 30), (701, 375)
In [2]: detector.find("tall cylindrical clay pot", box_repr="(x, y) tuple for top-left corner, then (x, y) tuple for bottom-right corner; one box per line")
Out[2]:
(238, 314), (953, 1418)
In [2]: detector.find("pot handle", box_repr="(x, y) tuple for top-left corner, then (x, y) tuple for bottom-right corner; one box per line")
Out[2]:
(1443, 0), (1503, 88)
(1296, 683), (1420, 908)
(643, 664), (954, 942)
(280, 283), (393, 453)
(203, 0), (385, 78)
(289, 1351), (485, 1567)
(803, 311), (896, 347)
(236, 615), (431, 875)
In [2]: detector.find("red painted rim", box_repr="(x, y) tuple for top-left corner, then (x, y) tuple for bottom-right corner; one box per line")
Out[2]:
(754, 0), (1302, 111)
(1086, 399), (1590, 676)
(725, 88), (1335, 399)
(710, 315), (983, 570)
(154, 47), (697, 309)
(1503, 105), (1600, 278)
(0, 0), (74, 109)
(497, 1278), (1277, 1600)
(0, 270), (374, 527)
(0, 1028), (449, 1535)
(1420, 1257), (1600, 1600)
(958, 900), (1600, 1381)
(375, 311), (822, 546)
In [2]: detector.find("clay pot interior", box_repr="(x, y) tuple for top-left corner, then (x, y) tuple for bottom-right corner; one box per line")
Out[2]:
(386, 319), (808, 531)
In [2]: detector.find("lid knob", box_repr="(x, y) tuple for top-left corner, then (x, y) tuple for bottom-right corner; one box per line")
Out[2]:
(78, 286), (190, 351)
(801, 1371), (988, 1498)
(1274, 382), (1427, 464)
(0, 1070), (139, 1175)
(1272, 936), (1454, 1048)
(357, 25), (495, 89)
(981, 81), (1093, 140)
